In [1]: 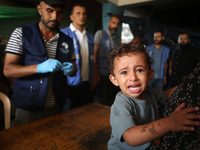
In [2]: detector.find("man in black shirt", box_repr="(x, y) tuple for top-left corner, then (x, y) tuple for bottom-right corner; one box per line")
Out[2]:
(169, 32), (200, 87)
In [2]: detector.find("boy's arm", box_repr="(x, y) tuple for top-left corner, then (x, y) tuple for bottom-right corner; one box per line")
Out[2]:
(123, 103), (200, 146)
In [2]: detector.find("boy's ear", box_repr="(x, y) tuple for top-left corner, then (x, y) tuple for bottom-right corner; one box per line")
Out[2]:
(109, 74), (119, 86)
(148, 69), (154, 82)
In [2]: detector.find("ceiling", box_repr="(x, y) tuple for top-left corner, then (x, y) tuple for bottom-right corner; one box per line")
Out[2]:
(4, 0), (200, 28)
(102, 0), (200, 28)
(126, 0), (200, 28)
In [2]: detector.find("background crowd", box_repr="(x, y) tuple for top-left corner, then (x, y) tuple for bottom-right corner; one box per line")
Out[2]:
(0, 1), (200, 149)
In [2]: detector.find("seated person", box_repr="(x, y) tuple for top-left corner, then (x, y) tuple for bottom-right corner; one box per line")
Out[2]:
(148, 61), (200, 150)
(107, 43), (200, 150)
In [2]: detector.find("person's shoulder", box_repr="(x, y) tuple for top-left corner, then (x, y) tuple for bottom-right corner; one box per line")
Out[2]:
(162, 45), (170, 50)
(86, 31), (93, 36)
(86, 31), (94, 40)
(191, 44), (200, 51)
(113, 92), (135, 106)
(9, 26), (22, 38)
(146, 44), (154, 49)
(20, 22), (38, 30)
(190, 45), (200, 57)
(13, 26), (22, 32)
(60, 26), (70, 31)
(112, 92), (124, 104)
(146, 85), (164, 97)
(96, 29), (103, 34)
(59, 30), (73, 40)
(146, 85), (156, 93)
(111, 91), (133, 111)
(94, 30), (104, 36)
(60, 26), (70, 33)
(162, 45), (170, 54)
(173, 46), (180, 53)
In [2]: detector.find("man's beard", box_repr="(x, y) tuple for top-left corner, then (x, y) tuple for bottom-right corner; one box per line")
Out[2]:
(109, 27), (117, 34)
(179, 43), (190, 49)
(47, 20), (59, 29)
(154, 40), (162, 45)
(41, 17), (59, 30)
(40, 11), (59, 30)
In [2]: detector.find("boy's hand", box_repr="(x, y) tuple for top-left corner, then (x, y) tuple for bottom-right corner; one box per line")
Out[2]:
(166, 103), (200, 132)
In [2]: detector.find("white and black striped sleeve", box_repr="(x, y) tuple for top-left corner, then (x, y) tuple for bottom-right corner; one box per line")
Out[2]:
(5, 27), (23, 55)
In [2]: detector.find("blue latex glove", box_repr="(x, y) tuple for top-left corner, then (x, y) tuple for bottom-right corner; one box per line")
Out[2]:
(37, 59), (63, 73)
(62, 62), (74, 76)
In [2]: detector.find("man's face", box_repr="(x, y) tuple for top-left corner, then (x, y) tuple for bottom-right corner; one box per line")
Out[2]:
(153, 32), (163, 45)
(109, 53), (154, 100)
(178, 34), (190, 46)
(70, 6), (87, 27)
(37, 2), (64, 30)
(108, 17), (120, 34)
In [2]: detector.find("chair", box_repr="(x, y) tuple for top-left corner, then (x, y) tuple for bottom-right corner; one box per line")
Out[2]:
(0, 92), (11, 129)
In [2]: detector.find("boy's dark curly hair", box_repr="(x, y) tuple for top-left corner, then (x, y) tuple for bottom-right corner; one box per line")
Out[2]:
(108, 42), (154, 75)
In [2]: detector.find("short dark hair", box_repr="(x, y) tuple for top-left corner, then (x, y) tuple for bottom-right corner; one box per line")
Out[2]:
(108, 42), (154, 75)
(110, 15), (120, 21)
(154, 29), (163, 36)
(71, 3), (86, 14)
(179, 32), (190, 38)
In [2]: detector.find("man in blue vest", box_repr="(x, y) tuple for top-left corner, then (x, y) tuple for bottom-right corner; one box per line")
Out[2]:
(61, 3), (94, 109)
(3, 0), (75, 126)
(93, 15), (120, 106)
(147, 30), (170, 90)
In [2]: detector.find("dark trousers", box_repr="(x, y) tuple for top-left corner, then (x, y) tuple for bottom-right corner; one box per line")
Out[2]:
(14, 105), (59, 126)
(68, 81), (93, 109)
(96, 74), (120, 106)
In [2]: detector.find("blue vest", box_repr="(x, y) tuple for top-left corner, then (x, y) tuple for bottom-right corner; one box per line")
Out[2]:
(60, 27), (94, 85)
(147, 44), (170, 78)
(98, 30), (117, 75)
(13, 22), (74, 110)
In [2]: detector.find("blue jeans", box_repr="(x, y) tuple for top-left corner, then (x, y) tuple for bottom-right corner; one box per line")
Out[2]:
(148, 78), (164, 90)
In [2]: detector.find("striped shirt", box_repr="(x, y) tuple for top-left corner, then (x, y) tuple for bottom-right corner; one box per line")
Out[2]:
(6, 27), (75, 107)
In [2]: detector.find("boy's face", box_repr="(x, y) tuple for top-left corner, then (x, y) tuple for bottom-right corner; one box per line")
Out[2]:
(109, 52), (154, 100)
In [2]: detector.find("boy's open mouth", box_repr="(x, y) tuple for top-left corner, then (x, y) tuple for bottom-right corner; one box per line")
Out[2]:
(128, 85), (142, 93)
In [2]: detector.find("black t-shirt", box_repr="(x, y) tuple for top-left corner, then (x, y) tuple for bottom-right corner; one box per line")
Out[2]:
(171, 44), (200, 86)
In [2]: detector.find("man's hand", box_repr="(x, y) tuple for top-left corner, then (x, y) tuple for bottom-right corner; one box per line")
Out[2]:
(62, 62), (74, 76)
(37, 59), (63, 73)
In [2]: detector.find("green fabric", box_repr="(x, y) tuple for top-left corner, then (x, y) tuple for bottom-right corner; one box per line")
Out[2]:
(0, 6), (97, 39)
(0, 6), (37, 18)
